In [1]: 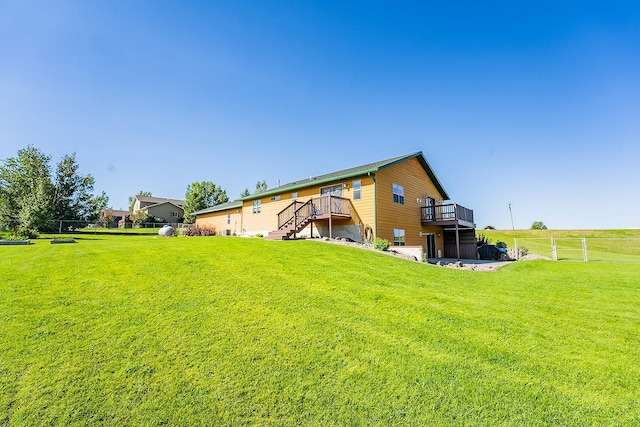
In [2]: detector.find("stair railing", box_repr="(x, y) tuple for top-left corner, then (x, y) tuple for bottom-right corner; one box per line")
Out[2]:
(277, 195), (354, 233)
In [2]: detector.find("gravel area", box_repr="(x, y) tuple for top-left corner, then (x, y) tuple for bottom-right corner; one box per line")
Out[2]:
(312, 236), (552, 271)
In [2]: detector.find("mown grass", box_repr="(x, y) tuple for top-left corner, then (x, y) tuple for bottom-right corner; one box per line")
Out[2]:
(481, 229), (640, 263)
(1, 235), (639, 425)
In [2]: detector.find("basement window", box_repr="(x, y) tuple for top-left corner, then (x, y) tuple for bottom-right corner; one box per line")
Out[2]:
(393, 229), (405, 246)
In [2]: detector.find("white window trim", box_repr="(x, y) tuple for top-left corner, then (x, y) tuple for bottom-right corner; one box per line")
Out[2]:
(393, 228), (406, 246)
(393, 183), (405, 205)
(352, 180), (361, 200)
(252, 200), (261, 214)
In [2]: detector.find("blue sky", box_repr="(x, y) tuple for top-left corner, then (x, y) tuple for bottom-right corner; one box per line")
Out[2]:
(1, 1), (638, 229)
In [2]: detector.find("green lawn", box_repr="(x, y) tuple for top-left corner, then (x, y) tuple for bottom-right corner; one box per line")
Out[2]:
(1, 235), (639, 425)
(480, 229), (640, 264)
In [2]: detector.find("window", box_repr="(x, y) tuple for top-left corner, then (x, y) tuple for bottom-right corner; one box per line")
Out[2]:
(171, 211), (179, 218)
(291, 192), (298, 200)
(352, 180), (361, 200)
(320, 185), (342, 197)
(252, 200), (261, 214)
(227, 213), (231, 225)
(393, 183), (404, 204)
(393, 229), (405, 246)
(271, 195), (281, 201)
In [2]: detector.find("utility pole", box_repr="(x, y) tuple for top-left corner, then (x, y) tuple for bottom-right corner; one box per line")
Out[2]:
(509, 203), (518, 260)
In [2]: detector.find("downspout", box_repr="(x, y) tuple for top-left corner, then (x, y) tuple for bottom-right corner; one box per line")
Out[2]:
(368, 172), (377, 239)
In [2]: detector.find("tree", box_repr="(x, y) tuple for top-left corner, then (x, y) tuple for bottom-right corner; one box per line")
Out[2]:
(240, 188), (251, 198)
(52, 153), (108, 222)
(183, 181), (229, 223)
(530, 221), (548, 230)
(254, 180), (268, 194)
(0, 146), (109, 238)
(0, 146), (53, 238)
(88, 191), (109, 221)
(98, 209), (116, 228)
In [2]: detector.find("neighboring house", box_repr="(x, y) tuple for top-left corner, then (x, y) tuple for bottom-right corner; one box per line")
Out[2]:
(111, 209), (130, 228)
(131, 195), (185, 223)
(193, 152), (476, 259)
(97, 209), (130, 228)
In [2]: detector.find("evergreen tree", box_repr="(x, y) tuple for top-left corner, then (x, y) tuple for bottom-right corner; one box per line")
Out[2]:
(53, 153), (107, 222)
(254, 180), (268, 194)
(0, 146), (53, 237)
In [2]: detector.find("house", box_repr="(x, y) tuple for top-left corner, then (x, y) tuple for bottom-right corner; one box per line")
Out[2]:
(131, 195), (185, 223)
(104, 209), (130, 228)
(193, 152), (476, 259)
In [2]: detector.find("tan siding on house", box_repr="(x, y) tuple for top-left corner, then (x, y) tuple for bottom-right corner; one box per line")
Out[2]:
(195, 210), (242, 234)
(146, 204), (184, 222)
(349, 175), (375, 233)
(193, 153), (472, 256)
(238, 176), (375, 236)
(375, 157), (447, 251)
(241, 196), (291, 233)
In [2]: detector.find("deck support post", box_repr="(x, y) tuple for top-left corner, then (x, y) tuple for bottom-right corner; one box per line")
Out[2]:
(329, 194), (333, 238)
(329, 216), (333, 239)
(455, 204), (461, 260)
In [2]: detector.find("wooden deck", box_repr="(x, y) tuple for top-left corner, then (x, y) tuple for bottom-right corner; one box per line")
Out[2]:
(268, 195), (353, 240)
(420, 203), (475, 228)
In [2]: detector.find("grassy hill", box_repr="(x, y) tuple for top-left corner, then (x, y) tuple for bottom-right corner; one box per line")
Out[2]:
(480, 229), (640, 263)
(1, 235), (639, 425)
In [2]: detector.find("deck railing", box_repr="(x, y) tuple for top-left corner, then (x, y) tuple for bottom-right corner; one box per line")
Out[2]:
(421, 203), (474, 224)
(277, 195), (352, 230)
(277, 200), (304, 229)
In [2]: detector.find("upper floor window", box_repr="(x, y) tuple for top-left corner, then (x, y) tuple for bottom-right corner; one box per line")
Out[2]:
(171, 211), (179, 218)
(271, 195), (281, 201)
(352, 180), (361, 200)
(321, 184), (343, 197)
(393, 183), (404, 204)
(291, 192), (298, 200)
(252, 200), (261, 214)
(393, 229), (405, 246)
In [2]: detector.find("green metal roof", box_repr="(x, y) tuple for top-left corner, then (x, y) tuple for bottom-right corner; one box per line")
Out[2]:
(190, 200), (243, 216)
(239, 151), (450, 201)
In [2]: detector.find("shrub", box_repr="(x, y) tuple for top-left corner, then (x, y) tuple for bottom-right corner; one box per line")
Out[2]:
(373, 237), (390, 251)
(531, 221), (548, 230)
(16, 227), (39, 240)
(476, 233), (491, 246)
(183, 226), (216, 236)
(495, 241), (507, 249)
(484, 225), (496, 230)
(255, 233), (264, 238)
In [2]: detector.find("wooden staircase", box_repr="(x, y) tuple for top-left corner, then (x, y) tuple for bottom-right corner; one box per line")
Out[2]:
(265, 215), (313, 240)
(265, 195), (353, 240)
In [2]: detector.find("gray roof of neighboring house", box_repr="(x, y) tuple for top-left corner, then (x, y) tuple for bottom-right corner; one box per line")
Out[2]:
(239, 151), (450, 201)
(191, 200), (243, 216)
(105, 209), (130, 217)
(136, 195), (186, 206)
(142, 200), (185, 211)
